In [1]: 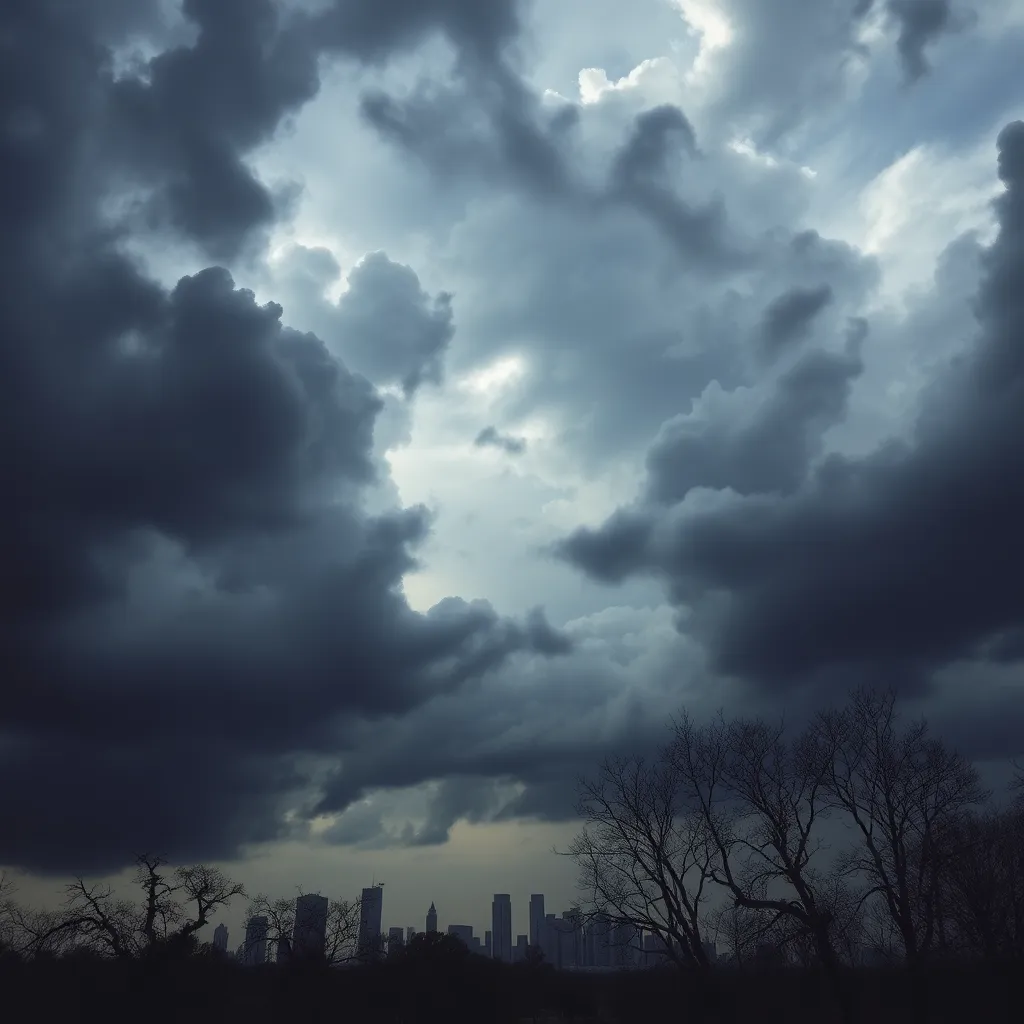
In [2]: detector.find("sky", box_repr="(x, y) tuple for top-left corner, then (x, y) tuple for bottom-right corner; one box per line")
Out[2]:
(2, 0), (1024, 945)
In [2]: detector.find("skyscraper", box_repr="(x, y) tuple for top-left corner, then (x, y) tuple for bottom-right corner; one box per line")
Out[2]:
(447, 923), (473, 948)
(244, 916), (268, 966)
(491, 894), (512, 962)
(426, 901), (437, 933)
(388, 926), (405, 955)
(406, 926), (416, 943)
(293, 893), (329, 960)
(212, 922), (229, 953)
(358, 885), (384, 959)
(529, 894), (545, 953)
(484, 929), (492, 958)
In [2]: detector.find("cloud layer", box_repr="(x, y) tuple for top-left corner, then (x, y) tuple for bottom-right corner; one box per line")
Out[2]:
(2, 0), (1022, 880)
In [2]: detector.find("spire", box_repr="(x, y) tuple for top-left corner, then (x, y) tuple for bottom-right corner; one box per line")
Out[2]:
(429, 902), (435, 911)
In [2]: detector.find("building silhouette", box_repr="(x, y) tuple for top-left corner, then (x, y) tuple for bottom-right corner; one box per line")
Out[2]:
(447, 923), (474, 948)
(484, 929), (492, 958)
(293, 893), (328, 960)
(529, 894), (545, 953)
(426, 901), (438, 934)
(212, 922), (229, 953)
(357, 885), (384, 959)
(244, 916), (268, 966)
(406, 926), (416, 943)
(491, 894), (512, 962)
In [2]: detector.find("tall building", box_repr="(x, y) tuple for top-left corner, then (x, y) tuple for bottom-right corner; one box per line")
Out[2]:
(293, 893), (329, 960)
(406, 926), (416, 943)
(388, 926), (405, 955)
(426, 902), (438, 933)
(491, 894), (512, 962)
(484, 929), (492, 958)
(358, 885), (384, 959)
(611, 922), (640, 968)
(589, 914), (612, 968)
(447, 923), (474, 948)
(528, 894), (545, 951)
(244, 916), (268, 966)
(514, 934), (528, 962)
(212, 922), (229, 953)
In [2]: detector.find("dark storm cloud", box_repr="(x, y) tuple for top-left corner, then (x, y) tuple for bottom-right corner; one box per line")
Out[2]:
(761, 283), (835, 352)
(474, 426), (527, 455)
(887, 0), (957, 79)
(645, 328), (865, 504)
(560, 122), (1024, 696)
(0, 0), (566, 875)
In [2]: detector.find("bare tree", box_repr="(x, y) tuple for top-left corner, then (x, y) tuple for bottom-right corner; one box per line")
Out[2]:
(669, 713), (847, 977)
(245, 894), (295, 963)
(11, 854), (244, 960)
(324, 894), (362, 966)
(244, 890), (362, 966)
(938, 804), (1024, 961)
(567, 753), (717, 974)
(810, 688), (988, 969)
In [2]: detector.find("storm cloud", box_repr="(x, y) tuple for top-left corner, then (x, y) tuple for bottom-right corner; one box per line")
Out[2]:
(561, 121), (1024, 698)
(2, 0), (1021, 899)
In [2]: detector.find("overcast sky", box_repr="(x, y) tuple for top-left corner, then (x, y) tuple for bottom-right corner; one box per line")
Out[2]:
(3, 0), (1024, 944)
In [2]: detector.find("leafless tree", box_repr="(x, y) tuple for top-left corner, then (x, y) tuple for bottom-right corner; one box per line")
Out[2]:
(11, 854), (244, 959)
(810, 688), (988, 969)
(668, 713), (847, 979)
(244, 894), (295, 963)
(938, 804), (1024, 961)
(567, 753), (717, 974)
(244, 890), (362, 966)
(323, 894), (362, 966)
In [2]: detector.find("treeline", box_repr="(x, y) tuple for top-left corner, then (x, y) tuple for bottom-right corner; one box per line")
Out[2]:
(0, 935), (1019, 1023)
(568, 686), (1024, 1023)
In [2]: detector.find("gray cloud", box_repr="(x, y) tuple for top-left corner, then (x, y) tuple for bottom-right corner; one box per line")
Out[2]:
(887, 0), (958, 80)
(560, 122), (1024, 699)
(645, 324), (865, 504)
(761, 283), (835, 353)
(474, 426), (527, 455)
(0, 0), (567, 875)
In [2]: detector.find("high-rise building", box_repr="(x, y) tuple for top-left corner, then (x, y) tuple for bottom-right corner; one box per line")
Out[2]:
(447, 923), (474, 948)
(588, 914), (612, 968)
(491, 894), (512, 962)
(388, 926), (405, 955)
(426, 901), (438, 933)
(611, 922), (640, 968)
(406, 926), (416, 943)
(358, 885), (384, 959)
(514, 934), (528, 962)
(244, 916), (268, 966)
(529, 894), (545, 952)
(484, 929), (492, 958)
(293, 893), (329, 960)
(544, 914), (558, 965)
(212, 922), (229, 953)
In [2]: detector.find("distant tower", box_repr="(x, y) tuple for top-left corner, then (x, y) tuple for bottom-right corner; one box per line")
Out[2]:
(406, 926), (416, 943)
(244, 916), (268, 966)
(529, 894), (545, 951)
(212, 922), (229, 953)
(293, 894), (329, 960)
(491, 894), (512, 962)
(426, 902), (438, 933)
(358, 885), (384, 959)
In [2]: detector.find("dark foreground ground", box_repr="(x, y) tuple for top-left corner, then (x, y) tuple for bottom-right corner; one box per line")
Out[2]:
(1, 951), (1020, 1023)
